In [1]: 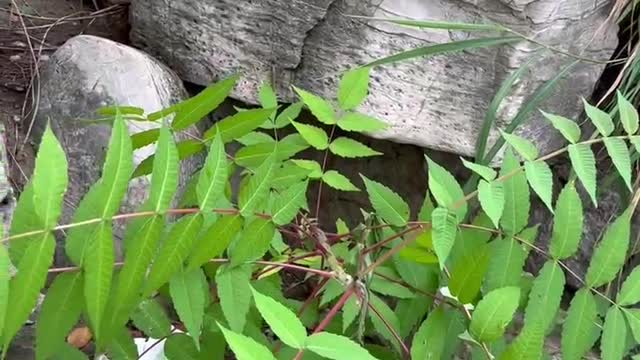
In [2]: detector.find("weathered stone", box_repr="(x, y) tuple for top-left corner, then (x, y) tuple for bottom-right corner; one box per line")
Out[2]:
(130, 0), (617, 158)
(30, 35), (204, 266)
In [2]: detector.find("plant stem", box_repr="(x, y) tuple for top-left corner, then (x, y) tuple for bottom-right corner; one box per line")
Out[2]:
(315, 124), (337, 217)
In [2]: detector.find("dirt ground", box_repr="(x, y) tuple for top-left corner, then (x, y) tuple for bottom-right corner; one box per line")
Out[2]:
(0, 0), (129, 194)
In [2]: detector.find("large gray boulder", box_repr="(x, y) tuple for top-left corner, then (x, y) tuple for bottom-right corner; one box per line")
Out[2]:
(30, 35), (203, 266)
(129, 0), (618, 158)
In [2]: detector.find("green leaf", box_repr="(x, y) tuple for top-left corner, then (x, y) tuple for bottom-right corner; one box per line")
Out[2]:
(477, 180), (504, 228)
(293, 87), (336, 125)
(329, 137), (382, 158)
(238, 153), (277, 216)
(8, 183), (41, 264)
(499, 321), (545, 360)
(567, 143), (597, 205)
(549, 182), (583, 259)
(604, 137), (632, 190)
(218, 323), (277, 360)
(32, 125), (68, 228)
(370, 268), (415, 299)
(235, 134), (308, 169)
(524, 161), (554, 212)
(271, 162), (312, 190)
(187, 215), (243, 270)
(172, 75), (238, 130)
(164, 333), (200, 360)
(144, 214), (204, 296)
(323, 171), (360, 191)
(368, 293), (402, 354)
(361, 175), (409, 226)
(624, 308), (640, 342)
(583, 99), (614, 136)
(230, 218), (276, 266)
(485, 237), (526, 292)
(264, 102), (303, 129)
(97, 105), (145, 117)
(500, 148), (530, 235)
(250, 287), (307, 349)
(270, 181), (309, 225)
(365, 36), (520, 68)
(411, 306), (466, 360)
(617, 266), (640, 305)
(601, 306), (626, 360)
(204, 108), (274, 143)
(131, 128), (160, 150)
(130, 299), (172, 338)
(53, 343), (90, 360)
(258, 82), (278, 111)
(216, 264), (252, 333)
(370, 17), (504, 31)
(617, 90), (639, 135)
(83, 223), (114, 343)
(418, 191), (435, 222)
(197, 131), (227, 212)
(236, 131), (275, 146)
(305, 332), (378, 360)
(431, 207), (458, 269)
(523, 260), (565, 333)
(541, 110), (581, 144)
(341, 296), (359, 332)
(396, 296), (431, 338)
(170, 268), (207, 349)
(0, 245), (8, 340)
(585, 209), (631, 287)
(461, 158), (496, 181)
(470, 287), (520, 342)
(150, 126), (179, 213)
(291, 120), (329, 150)
(501, 131), (538, 161)
(36, 271), (83, 360)
(337, 112), (387, 132)
(107, 328), (138, 360)
(426, 156), (467, 219)
(561, 289), (600, 360)
(338, 67), (371, 110)
(290, 160), (322, 178)
(449, 243), (490, 304)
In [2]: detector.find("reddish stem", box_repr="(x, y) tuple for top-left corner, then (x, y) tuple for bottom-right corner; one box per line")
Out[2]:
(314, 124), (337, 217)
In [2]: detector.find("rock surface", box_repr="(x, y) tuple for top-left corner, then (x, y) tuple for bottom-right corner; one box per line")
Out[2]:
(130, 0), (618, 158)
(30, 35), (204, 266)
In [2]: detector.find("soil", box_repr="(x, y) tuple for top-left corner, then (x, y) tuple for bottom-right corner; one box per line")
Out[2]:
(0, 0), (129, 194)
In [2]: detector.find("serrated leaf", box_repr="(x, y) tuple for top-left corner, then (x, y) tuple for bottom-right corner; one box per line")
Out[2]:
(216, 264), (252, 333)
(264, 102), (303, 129)
(107, 328), (137, 360)
(238, 153), (277, 216)
(323, 171), (360, 191)
(338, 67), (370, 110)
(549, 182), (583, 259)
(187, 215), (243, 270)
(236, 131), (275, 146)
(418, 191), (434, 222)
(132, 139), (205, 178)
(617, 91), (639, 135)
(470, 287), (520, 342)
(568, 143), (597, 205)
(36, 271), (83, 360)
(170, 268), (207, 349)
(250, 287), (307, 349)
(235, 134), (308, 169)
(541, 110), (581, 144)
(368, 293), (402, 354)
(204, 108), (274, 143)
(361, 175), (409, 226)
(197, 131), (227, 212)
(411, 306), (466, 360)
(485, 237), (527, 292)
(499, 321), (545, 360)
(231, 218), (275, 266)
(624, 308), (640, 342)
(617, 266), (640, 305)
(164, 333), (200, 360)
(585, 209), (631, 287)
(501, 132), (538, 161)
(602, 306), (626, 360)
(341, 296), (359, 333)
(291, 159), (323, 179)
(461, 158), (496, 181)
(449, 243), (490, 304)
(84, 223), (114, 343)
(131, 128), (160, 150)
(130, 299), (172, 338)
(337, 112), (387, 132)
(431, 207), (458, 269)
(270, 181), (308, 225)
(604, 137), (632, 190)
(523, 260), (565, 333)
(329, 137), (382, 158)
(0, 245), (7, 340)
(291, 121), (329, 150)
(259, 82), (278, 111)
(150, 126), (179, 212)
(8, 183), (41, 264)
(370, 271), (415, 299)
(500, 148), (530, 235)
(172, 75), (237, 130)
(52, 343), (90, 360)
(305, 332), (378, 360)
(524, 161), (554, 212)
(144, 214), (204, 296)
(583, 99), (614, 136)
(293, 87), (336, 125)
(33, 125), (68, 228)
(396, 296), (431, 338)
(561, 289), (599, 360)
(477, 180), (504, 228)
(426, 156), (467, 219)
(271, 162), (312, 190)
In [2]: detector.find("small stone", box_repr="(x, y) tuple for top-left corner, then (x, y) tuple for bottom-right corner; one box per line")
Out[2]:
(9, 55), (20, 62)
